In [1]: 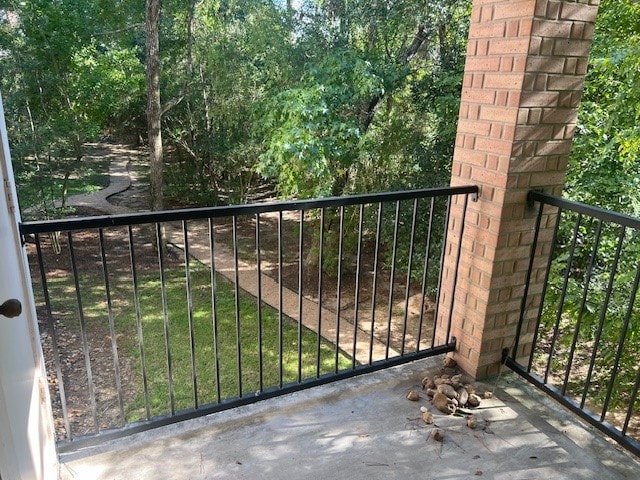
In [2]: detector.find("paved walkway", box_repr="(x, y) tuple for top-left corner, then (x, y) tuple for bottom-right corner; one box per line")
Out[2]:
(59, 144), (136, 214)
(168, 225), (393, 364)
(65, 146), (396, 363)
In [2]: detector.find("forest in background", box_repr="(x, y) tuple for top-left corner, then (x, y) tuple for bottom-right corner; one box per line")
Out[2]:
(0, 0), (469, 217)
(0, 0), (638, 218)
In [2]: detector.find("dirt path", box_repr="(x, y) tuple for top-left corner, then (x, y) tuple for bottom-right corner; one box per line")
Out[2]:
(66, 144), (399, 363)
(59, 143), (141, 214)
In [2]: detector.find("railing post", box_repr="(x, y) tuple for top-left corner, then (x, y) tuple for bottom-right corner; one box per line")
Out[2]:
(436, 0), (600, 379)
(0, 93), (58, 479)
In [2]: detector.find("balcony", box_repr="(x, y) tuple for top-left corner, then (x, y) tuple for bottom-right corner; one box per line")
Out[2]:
(1, 3), (638, 478)
(17, 186), (640, 479)
(22, 186), (475, 450)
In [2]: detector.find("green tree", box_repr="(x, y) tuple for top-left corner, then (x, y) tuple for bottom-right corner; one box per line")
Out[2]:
(0, 0), (145, 217)
(163, 0), (296, 205)
(146, 0), (163, 212)
(567, 0), (640, 216)
(258, 0), (470, 199)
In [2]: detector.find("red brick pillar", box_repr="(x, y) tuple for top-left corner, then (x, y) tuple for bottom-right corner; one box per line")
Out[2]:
(437, 0), (600, 379)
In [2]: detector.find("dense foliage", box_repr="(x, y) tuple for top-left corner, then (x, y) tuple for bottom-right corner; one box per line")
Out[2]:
(0, 0), (470, 215)
(1, 0), (637, 215)
(567, 0), (640, 215)
(0, 0), (146, 216)
(542, 0), (640, 411)
(561, 0), (640, 339)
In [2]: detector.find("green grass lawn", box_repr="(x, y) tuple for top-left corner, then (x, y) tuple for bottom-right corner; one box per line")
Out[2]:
(40, 256), (351, 426)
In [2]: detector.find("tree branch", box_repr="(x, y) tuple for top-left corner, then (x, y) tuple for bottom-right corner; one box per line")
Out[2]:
(401, 24), (430, 64)
(360, 23), (431, 132)
(160, 0), (196, 117)
(94, 23), (144, 36)
(161, 94), (185, 116)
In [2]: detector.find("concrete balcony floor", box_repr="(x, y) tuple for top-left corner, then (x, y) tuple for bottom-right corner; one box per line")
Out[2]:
(59, 356), (640, 480)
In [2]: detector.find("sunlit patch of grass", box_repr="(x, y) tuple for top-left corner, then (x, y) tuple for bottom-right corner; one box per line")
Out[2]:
(38, 260), (351, 424)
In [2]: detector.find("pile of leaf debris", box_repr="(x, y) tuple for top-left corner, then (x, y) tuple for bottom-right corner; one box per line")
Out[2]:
(406, 356), (494, 439)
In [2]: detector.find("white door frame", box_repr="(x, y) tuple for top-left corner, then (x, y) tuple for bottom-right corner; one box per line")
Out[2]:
(0, 93), (58, 480)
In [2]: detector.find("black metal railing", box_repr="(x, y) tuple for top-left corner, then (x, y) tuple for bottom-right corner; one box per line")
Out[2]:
(504, 190), (640, 457)
(21, 185), (478, 452)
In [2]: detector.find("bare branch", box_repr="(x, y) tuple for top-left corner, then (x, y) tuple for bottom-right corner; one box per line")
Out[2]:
(360, 23), (431, 132)
(94, 23), (144, 36)
(161, 94), (185, 116)
(401, 24), (431, 63)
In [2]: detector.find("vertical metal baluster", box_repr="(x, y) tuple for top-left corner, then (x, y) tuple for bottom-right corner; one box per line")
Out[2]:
(352, 204), (364, 368)
(431, 196), (452, 348)
(316, 208), (325, 377)
(416, 197), (436, 352)
(561, 220), (602, 395)
(67, 231), (99, 431)
(528, 206), (563, 372)
(334, 206), (345, 372)
(232, 216), (242, 397)
(208, 219), (221, 402)
(369, 203), (383, 364)
(600, 251), (639, 422)
(128, 226), (150, 419)
(99, 228), (125, 424)
(255, 213), (264, 392)
(278, 211), (284, 388)
(35, 234), (71, 439)
(401, 198), (418, 356)
(297, 210), (304, 382)
(581, 225), (626, 409)
(622, 363), (640, 436)
(156, 223), (175, 415)
(512, 201), (545, 362)
(385, 201), (401, 359)
(182, 220), (198, 409)
(544, 213), (582, 384)
(445, 194), (471, 344)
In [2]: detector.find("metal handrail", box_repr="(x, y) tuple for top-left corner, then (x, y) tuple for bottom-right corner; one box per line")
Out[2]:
(23, 185), (478, 452)
(506, 189), (640, 458)
(528, 190), (640, 230)
(21, 185), (479, 234)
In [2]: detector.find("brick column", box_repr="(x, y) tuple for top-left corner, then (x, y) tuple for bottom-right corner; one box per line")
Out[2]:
(437, 0), (600, 379)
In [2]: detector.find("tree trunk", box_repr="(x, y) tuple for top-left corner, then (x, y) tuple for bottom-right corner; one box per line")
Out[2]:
(146, 0), (163, 212)
(359, 24), (431, 133)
